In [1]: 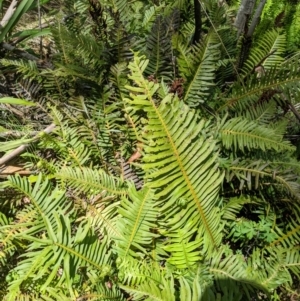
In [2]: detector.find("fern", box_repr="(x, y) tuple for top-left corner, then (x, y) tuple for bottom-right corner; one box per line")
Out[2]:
(125, 53), (224, 252)
(1, 0), (300, 299)
(220, 116), (295, 152)
(3, 174), (114, 300)
(114, 186), (158, 259)
(145, 10), (180, 79)
(241, 30), (286, 77)
(180, 32), (220, 107)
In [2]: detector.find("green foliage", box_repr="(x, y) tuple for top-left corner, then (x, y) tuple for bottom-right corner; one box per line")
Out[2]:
(180, 32), (220, 106)
(220, 116), (295, 152)
(1, 0), (300, 300)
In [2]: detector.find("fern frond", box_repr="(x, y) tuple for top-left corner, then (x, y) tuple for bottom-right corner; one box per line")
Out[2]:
(242, 30), (286, 76)
(226, 159), (300, 199)
(4, 175), (113, 299)
(1, 59), (39, 79)
(241, 100), (277, 124)
(178, 267), (213, 301)
(176, 41), (193, 78)
(115, 186), (158, 259)
(270, 207), (300, 249)
(219, 57), (300, 112)
(100, 0), (132, 27)
(249, 247), (291, 291)
(55, 166), (127, 196)
(120, 272), (175, 301)
(283, 247), (300, 278)
(210, 248), (268, 298)
(89, 200), (121, 242)
(145, 10), (180, 79)
(182, 32), (220, 107)
(125, 53), (224, 252)
(222, 196), (255, 221)
(220, 117), (294, 152)
(142, 6), (158, 30)
(163, 226), (202, 269)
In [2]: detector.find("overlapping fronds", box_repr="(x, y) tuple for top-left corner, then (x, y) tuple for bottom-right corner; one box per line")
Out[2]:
(218, 56), (300, 112)
(51, 25), (104, 69)
(120, 269), (175, 301)
(3, 174), (113, 300)
(224, 159), (300, 199)
(248, 247), (293, 290)
(1, 59), (39, 80)
(178, 268), (213, 301)
(1, 0), (300, 299)
(163, 226), (203, 269)
(125, 53), (224, 253)
(282, 247), (300, 277)
(241, 100), (277, 124)
(210, 248), (268, 299)
(7, 174), (70, 229)
(99, 0), (131, 27)
(221, 196), (255, 221)
(270, 206), (300, 249)
(142, 6), (161, 30)
(242, 30), (286, 76)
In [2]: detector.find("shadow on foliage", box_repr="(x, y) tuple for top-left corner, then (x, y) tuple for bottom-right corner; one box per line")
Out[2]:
(200, 278), (269, 301)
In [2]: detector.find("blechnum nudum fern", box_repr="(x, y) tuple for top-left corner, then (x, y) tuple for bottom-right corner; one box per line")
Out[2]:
(1, 0), (300, 300)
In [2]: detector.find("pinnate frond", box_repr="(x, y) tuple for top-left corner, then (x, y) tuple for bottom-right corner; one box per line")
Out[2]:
(125, 53), (224, 252)
(114, 186), (158, 259)
(220, 117), (295, 152)
(182, 32), (220, 107)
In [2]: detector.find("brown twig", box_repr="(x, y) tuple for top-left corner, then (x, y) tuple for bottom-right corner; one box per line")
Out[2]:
(0, 123), (56, 166)
(0, 0), (18, 28)
(288, 103), (300, 123)
(1, 41), (40, 61)
(251, 49), (277, 75)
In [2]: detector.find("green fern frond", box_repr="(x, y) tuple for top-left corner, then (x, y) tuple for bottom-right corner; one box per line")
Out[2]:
(163, 227), (202, 269)
(1, 59), (39, 80)
(145, 10), (180, 79)
(52, 25), (104, 68)
(182, 32), (220, 107)
(241, 100), (277, 124)
(222, 196), (255, 221)
(178, 267), (213, 301)
(176, 41), (193, 78)
(283, 247), (300, 277)
(115, 186), (158, 259)
(89, 200), (121, 241)
(226, 159), (300, 199)
(270, 207), (300, 249)
(100, 0), (132, 27)
(242, 30), (286, 76)
(219, 57), (300, 112)
(4, 175), (113, 299)
(55, 167), (127, 196)
(125, 53), (224, 251)
(7, 174), (70, 229)
(220, 117), (294, 152)
(120, 273), (175, 301)
(0, 212), (18, 267)
(249, 247), (291, 291)
(210, 248), (268, 298)
(142, 6), (159, 30)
